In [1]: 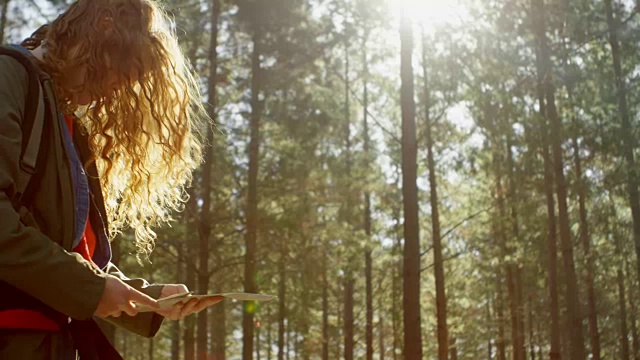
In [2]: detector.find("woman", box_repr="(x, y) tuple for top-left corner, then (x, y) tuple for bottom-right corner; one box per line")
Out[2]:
(0, 0), (220, 358)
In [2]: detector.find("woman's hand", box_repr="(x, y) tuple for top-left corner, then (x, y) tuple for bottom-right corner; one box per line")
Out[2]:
(95, 276), (160, 318)
(156, 284), (223, 321)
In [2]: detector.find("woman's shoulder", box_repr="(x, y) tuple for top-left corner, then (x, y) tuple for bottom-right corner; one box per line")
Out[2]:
(0, 51), (30, 103)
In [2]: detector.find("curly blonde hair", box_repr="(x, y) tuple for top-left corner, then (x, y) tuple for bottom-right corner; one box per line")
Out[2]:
(24, 0), (207, 255)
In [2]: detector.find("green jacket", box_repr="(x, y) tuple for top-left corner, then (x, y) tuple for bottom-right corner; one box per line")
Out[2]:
(0, 54), (164, 338)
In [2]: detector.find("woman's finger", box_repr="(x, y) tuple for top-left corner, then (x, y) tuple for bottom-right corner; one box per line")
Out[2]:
(169, 301), (185, 321)
(122, 301), (139, 317)
(180, 298), (200, 317)
(193, 297), (224, 313)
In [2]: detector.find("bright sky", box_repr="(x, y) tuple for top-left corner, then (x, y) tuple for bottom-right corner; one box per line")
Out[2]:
(388, 0), (470, 33)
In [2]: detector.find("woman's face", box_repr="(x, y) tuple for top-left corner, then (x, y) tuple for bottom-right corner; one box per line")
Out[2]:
(64, 66), (125, 106)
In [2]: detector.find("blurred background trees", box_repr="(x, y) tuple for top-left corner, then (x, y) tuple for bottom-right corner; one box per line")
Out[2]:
(5, 0), (640, 358)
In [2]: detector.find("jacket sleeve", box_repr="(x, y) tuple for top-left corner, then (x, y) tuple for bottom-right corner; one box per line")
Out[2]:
(102, 262), (165, 338)
(0, 55), (107, 320)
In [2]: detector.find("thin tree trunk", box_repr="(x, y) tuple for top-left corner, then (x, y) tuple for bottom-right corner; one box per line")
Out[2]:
(344, 277), (354, 360)
(535, 43), (561, 360)
(528, 295), (535, 360)
(400, 10), (423, 360)
(277, 236), (286, 360)
(392, 201), (402, 360)
(609, 204), (631, 360)
(322, 248), (329, 360)
(618, 267), (631, 360)
(243, 27), (262, 360)
(149, 338), (154, 360)
(604, 0), (640, 288)
(506, 132), (525, 360)
(184, 186), (197, 360)
(197, 1), (220, 358)
(626, 259), (640, 360)
(570, 116), (600, 360)
(488, 301), (493, 360)
(172, 244), (183, 360)
(421, 31), (448, 360)
(267, 306), (272, 360)
(450, 337), (458, 360)
(0, 0), (9, 44)
(532, 0), (586, 357)
(495, 254), (506, 360)
(379, 274), (385, 360)
(363, 28), (374, 360)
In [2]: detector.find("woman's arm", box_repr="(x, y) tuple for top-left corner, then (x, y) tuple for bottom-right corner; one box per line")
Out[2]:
(0, 54), (107, 320)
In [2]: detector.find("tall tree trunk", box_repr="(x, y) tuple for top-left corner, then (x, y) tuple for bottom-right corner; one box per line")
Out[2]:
(532, 0), (586, 357)
(277, 237), (286, 360)
(392, 201), (402, 360)
(626, 259), (640, 360)
(493, 148), (520, 360)
(0, 0), (9, 44)
(344, 277), (355, 360)
(450, 338), (458, 360)
(379, 274), (385, 360)
(604, 0), (640, 288)
(618, 267), (631, 360)
(400, 10), (423, 360)
(495, 253), (506, 360)
(570, 117), (600, 360)
(184, 186), (198, 360)
(487, 301), (493, 360)
(506, 131), (525, 360)
(197, 1), (220, 358)
(528, 295), (535, 360)
(172, 244), (183, 360)
(243, 28), (262, 360)
(421, 31), (448, 360)
(609, 204), (631, 360)
(322, 248), (329, 360)
(342, 20), (355, 360)
(363, 29), (374, 360)
(535, 42), (561, 360)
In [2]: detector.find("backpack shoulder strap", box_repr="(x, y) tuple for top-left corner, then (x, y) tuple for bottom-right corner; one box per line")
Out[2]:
(0, 46), (50, 208)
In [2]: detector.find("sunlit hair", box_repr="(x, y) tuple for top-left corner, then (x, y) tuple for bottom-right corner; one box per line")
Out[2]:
(22, 0), (207, 256)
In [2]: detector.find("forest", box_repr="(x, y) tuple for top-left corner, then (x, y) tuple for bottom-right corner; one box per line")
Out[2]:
(2, 0), (640, 359)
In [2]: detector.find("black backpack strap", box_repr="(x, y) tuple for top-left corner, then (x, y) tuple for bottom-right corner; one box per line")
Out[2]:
(0, 46), (50, 210)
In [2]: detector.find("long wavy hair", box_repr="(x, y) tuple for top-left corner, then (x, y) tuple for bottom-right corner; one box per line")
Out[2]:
(22, 0), (207, 255)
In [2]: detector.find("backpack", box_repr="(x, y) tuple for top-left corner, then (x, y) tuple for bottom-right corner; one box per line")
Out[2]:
(0, 45), (53, 215)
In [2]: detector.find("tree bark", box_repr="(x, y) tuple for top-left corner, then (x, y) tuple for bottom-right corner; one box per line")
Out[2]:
(532, 0), (586, 358)
(363, 29), (374, 360)
(0, 0), (9, 44)
(322, 247), (329, 360)
(604, 0), (640, 288)
(197, 1), (220, 358)
(184, 186), (197, 360)
(172, 244), (183, 360)
(534, 41), (561, 360)
(400, 10), (423, 360)
(421, 31), (448, 360)
(570, 116), (600, 360)
(344, 277), (355, 360)
(243, 27), (262, 360)
(494, 245), (506, 360)
(506, 131), (526, 360)
(379, 274), (385, 360)
(277, 237), (286, 360)
(626, 259), (640, 360)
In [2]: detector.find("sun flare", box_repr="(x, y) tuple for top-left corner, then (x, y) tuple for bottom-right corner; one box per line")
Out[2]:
(389, 0), (468, 31)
